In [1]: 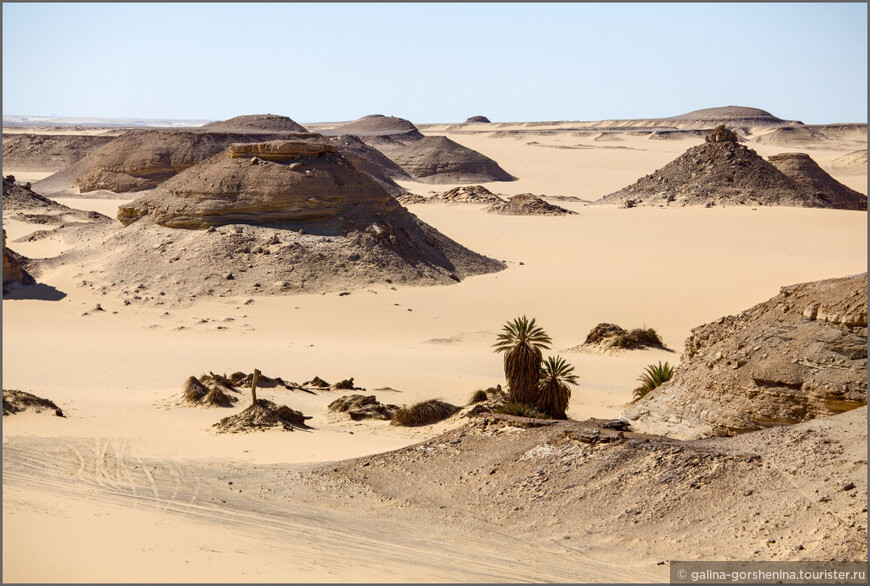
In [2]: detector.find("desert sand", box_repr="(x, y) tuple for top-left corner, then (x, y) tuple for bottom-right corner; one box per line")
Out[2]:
(2, 112), (867, 582)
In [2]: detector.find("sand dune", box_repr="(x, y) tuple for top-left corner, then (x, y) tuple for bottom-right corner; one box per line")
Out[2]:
(2, 110), (867, 582)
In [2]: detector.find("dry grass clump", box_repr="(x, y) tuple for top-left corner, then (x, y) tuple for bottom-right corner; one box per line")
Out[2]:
(613, 328), (663, 349)
(213, 399), (310, 434)
(468, 389), (490, 405)
(181, 374), (238, 408)
(391, 399), (460, 427)
(496, 402), (546, 419)
(3, 389), (64, 417)
(584, 323), (664, 350)
(183, 376), (210, 402)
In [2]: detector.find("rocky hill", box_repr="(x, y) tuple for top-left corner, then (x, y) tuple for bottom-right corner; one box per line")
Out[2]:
(465, 116), (491, 124)
(595, 127), (854, 209)
(199, 114), (308, 133)
(80, 141), (506, 297)
(666, 106), (788, 128)
(323, 114), (423, 140)
(768, 153), (866, 210)
(381, 136), (515, 184)
(621, 273), (867, 439)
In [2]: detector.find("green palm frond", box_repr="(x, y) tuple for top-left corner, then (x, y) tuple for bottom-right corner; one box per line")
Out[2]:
(492, 315), (552, 353)
(539, 355), (579, 386)
(632, 361), (674, 402)
(534, 355), (577, 419)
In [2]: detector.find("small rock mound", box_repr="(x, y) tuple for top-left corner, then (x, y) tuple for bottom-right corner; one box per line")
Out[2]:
(621, 273), (868, 439)
(768, 153), (866, 210)
(395, 192), (427, 205)
(328, 394), (398, 420)
(382, 136), (515, 184)
(429, 185), (505, 205)
(213, 399), (310, 433)
(3, 389), (64, 417)
(596, 128), (849, 209)
(465, 116), (491, 124)
(200, 114), (308, 133)
(485, 194), (576, 216)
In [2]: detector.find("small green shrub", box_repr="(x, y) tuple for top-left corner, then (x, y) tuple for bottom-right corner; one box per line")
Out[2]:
(632, 361), (675, 403)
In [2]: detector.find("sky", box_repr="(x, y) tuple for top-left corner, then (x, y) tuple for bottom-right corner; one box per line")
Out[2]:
(2, 2), (867, 124)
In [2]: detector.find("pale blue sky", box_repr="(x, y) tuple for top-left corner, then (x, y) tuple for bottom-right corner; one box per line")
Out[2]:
(3, 2), (867, 124)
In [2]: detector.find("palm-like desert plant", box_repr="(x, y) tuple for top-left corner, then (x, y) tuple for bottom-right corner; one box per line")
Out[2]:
(535, 355), (578, 419)
(632, 361), (674, 403)
(493, 316), (552, 405)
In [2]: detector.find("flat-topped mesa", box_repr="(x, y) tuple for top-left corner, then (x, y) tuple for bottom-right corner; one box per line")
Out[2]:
(226, 141), (337, 160)
(118, 141), (402, 229)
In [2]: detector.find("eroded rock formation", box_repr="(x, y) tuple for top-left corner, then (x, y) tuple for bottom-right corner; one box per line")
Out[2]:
(621, 274), (868, 439)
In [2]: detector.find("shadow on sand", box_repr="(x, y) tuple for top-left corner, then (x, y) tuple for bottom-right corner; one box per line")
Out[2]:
(3, 283), (67, 301)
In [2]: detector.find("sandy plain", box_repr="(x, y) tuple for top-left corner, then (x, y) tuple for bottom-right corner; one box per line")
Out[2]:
(2, 122), (867, 582)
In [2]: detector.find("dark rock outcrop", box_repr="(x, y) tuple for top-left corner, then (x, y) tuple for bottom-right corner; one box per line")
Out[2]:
(465, 116), (491, 124)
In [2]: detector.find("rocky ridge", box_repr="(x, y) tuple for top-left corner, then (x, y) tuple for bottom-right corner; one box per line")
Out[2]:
(621, 274), (867, 439)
